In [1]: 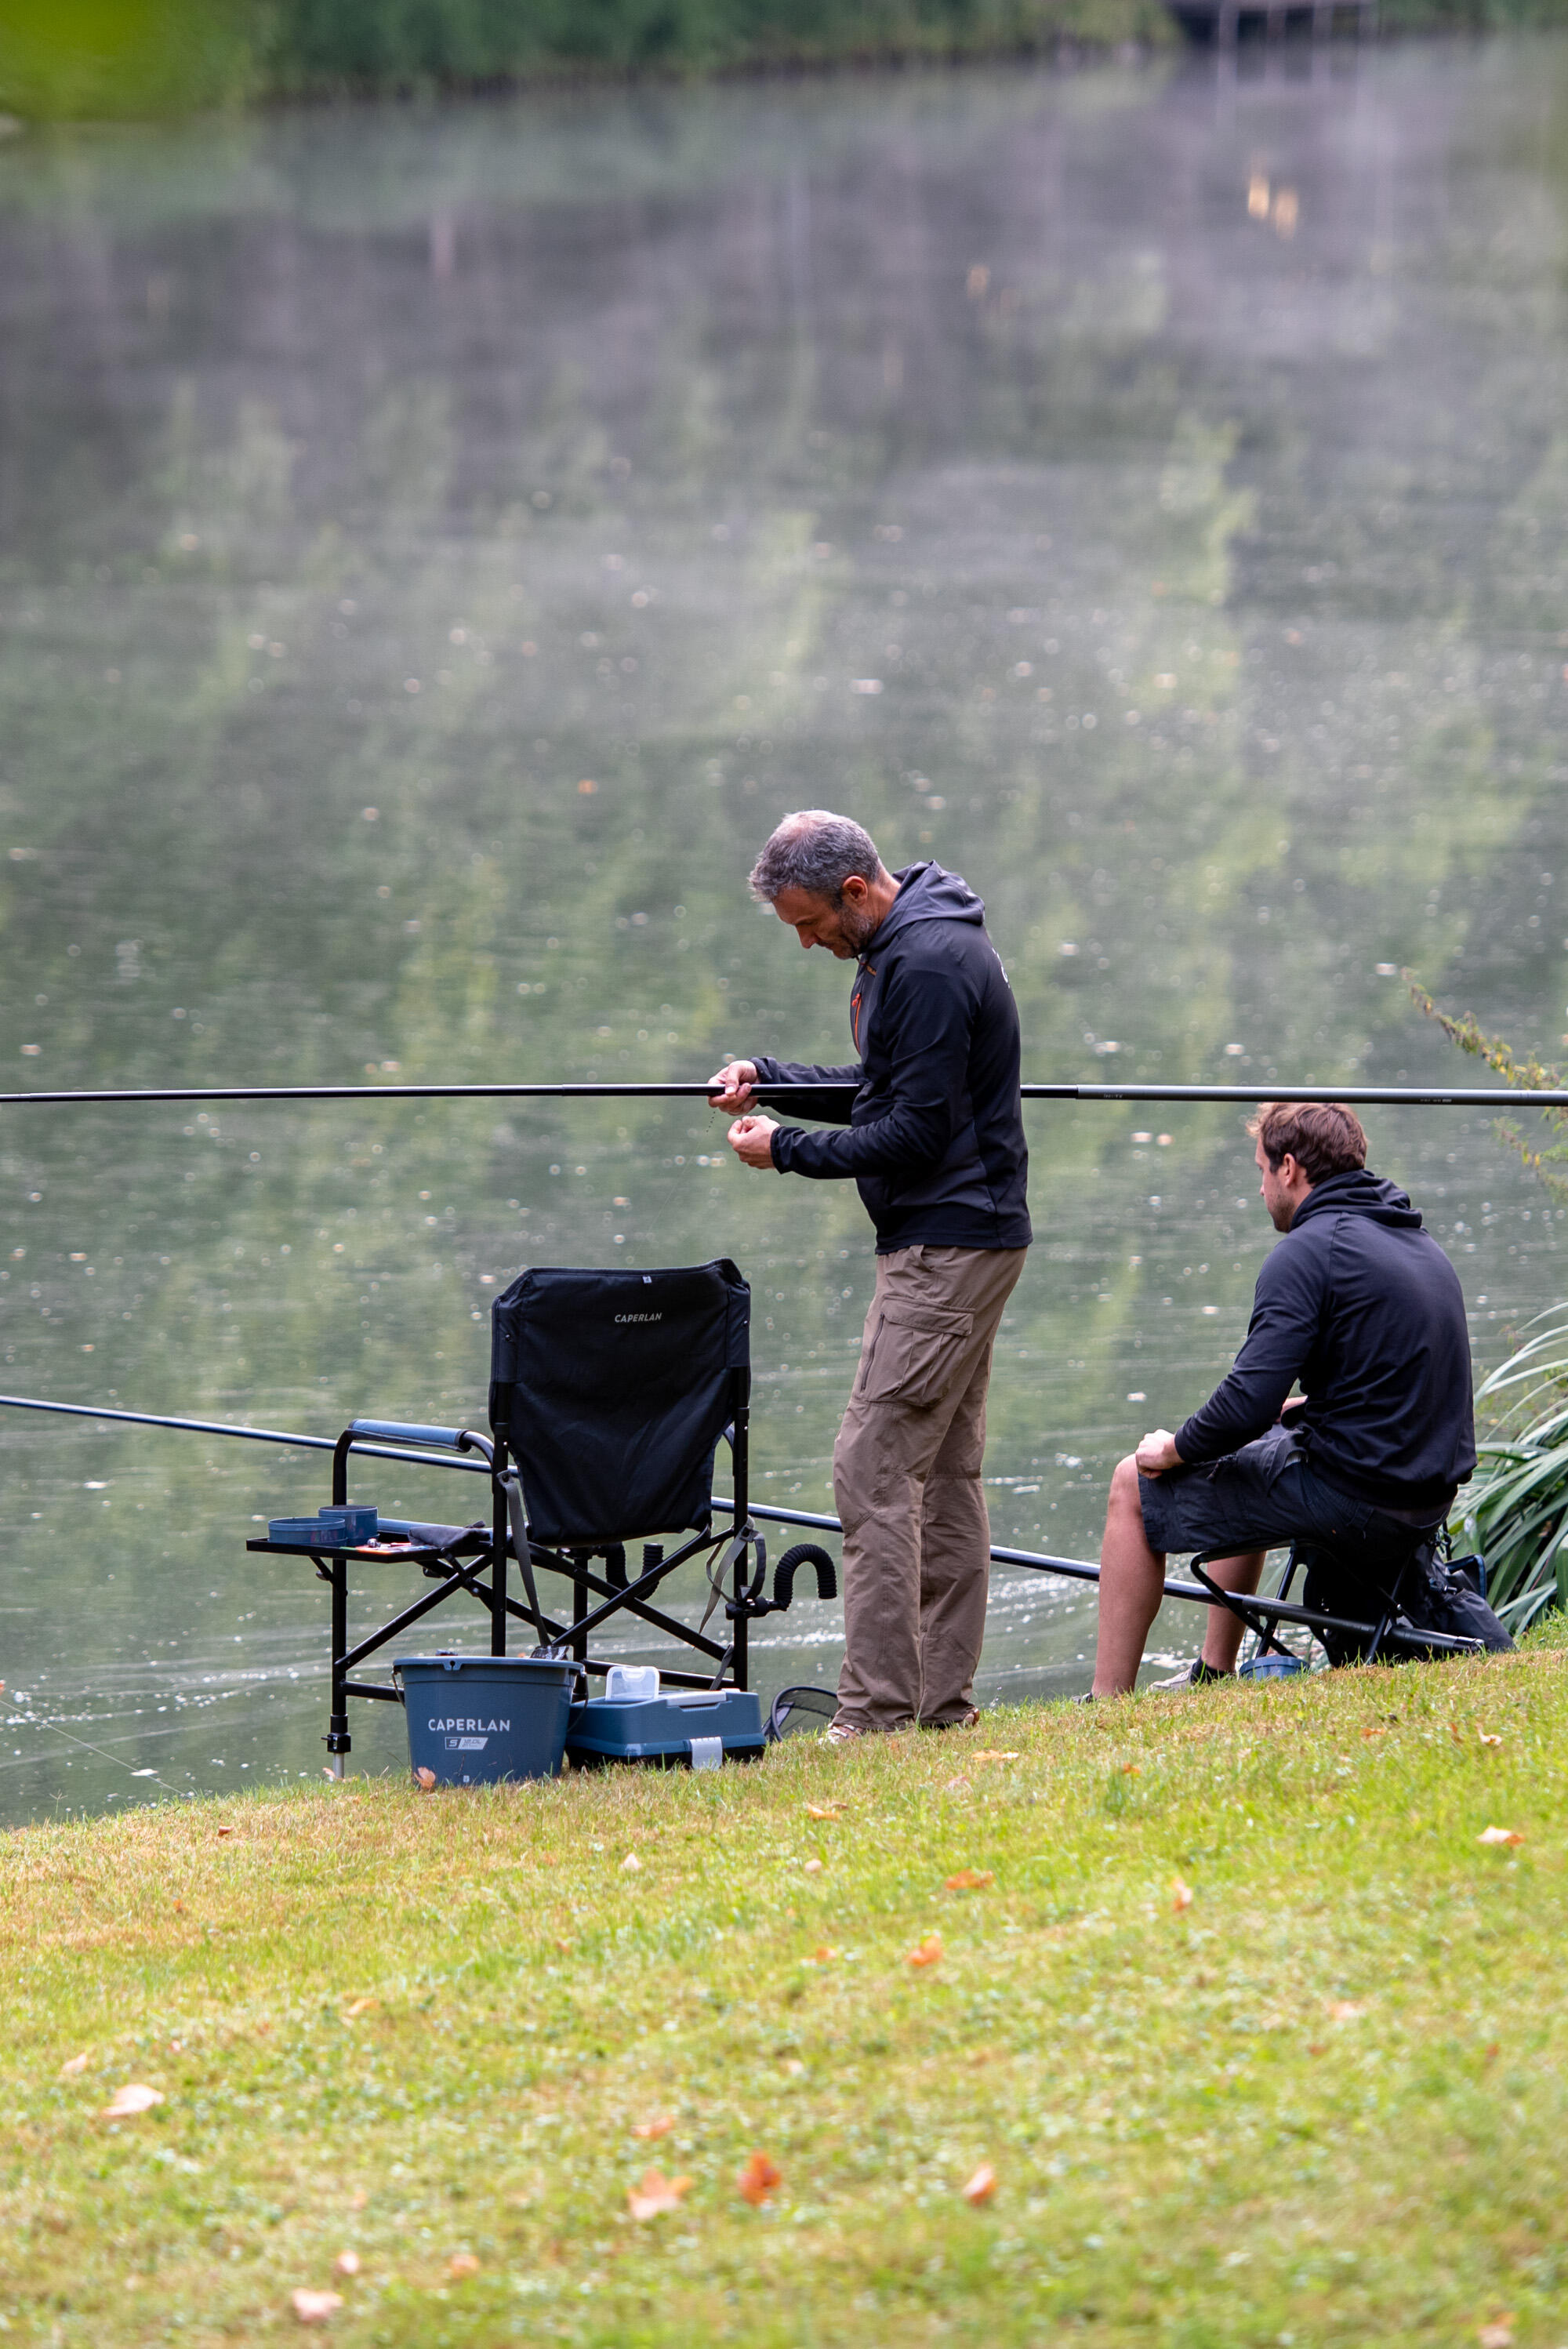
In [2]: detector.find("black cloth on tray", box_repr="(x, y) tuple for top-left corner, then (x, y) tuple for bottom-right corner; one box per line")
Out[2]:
(488, 1259), (750, 1548)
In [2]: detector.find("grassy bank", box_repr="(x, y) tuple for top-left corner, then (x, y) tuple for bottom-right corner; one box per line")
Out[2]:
(6, 0), (1568, 120)
(5, 1643), (1568, 2344)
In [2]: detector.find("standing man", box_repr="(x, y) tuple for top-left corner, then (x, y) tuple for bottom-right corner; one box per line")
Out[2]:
(709, 810), (1031, 1740)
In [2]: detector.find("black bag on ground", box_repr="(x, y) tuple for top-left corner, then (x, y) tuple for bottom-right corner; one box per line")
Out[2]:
(1301, 1538), (1513, 1666)
(488, 1260), (750, 1548)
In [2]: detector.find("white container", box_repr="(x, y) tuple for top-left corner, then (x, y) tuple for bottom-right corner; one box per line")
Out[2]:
(604, 1663), (660, 1704)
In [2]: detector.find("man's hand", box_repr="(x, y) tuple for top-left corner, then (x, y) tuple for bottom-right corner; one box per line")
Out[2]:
(707, 1058), (758, 1112)
(1134, 1428), (1183, 1478)
(728, 1114), (779, 1171)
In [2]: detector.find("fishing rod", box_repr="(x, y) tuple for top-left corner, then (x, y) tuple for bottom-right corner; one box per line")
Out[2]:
(0, 1387), (1207, 1614)
(0, 1394), (1482, 1655)
(0, 1079), (1561, 1109)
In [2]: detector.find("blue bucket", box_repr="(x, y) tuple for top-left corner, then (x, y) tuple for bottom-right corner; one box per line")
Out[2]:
(394, 1654), (579, 1785)
(1237, 1650), (1310, 1681)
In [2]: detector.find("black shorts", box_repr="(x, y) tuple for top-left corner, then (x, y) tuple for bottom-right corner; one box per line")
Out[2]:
(1137, 1422), (1432, 1564)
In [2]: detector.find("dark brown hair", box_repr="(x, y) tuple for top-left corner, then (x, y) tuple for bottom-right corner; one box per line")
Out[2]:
(1247, 1102), (1367, 1186)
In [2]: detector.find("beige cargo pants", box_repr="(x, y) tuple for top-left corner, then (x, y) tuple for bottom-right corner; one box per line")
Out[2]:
(832, 1243), (1027, 1732)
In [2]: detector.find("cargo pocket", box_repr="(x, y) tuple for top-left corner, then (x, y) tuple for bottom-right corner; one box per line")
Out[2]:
(855, 1302), (975, 1410)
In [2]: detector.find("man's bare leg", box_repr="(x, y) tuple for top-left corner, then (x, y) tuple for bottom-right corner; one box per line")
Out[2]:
(1092, 1455), (1265, 1695)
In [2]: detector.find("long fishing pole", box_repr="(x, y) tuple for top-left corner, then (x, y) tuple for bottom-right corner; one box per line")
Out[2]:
(0, 1079), (1562, 1108)
(0, 1388), (1316, 1621)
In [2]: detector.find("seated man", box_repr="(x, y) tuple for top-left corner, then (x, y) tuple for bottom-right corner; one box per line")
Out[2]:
(1091, 1100), (1507, 1696)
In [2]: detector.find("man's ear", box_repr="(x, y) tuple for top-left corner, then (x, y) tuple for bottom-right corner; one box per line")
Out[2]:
(840, 873), (869, 904)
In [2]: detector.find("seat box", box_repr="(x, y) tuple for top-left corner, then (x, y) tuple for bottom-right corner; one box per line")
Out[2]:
(565, 1686), (764, 1770)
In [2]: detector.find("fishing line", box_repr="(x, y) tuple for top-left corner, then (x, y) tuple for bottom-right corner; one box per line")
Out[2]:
(2, 1701), (187, 1797)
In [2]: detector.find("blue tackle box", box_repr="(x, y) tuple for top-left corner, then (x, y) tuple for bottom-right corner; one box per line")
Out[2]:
(565, 1686), (765, 1770)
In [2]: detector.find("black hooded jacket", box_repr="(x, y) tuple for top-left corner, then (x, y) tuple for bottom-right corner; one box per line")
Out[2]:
(751, 862), (1032, 1255)
(1174, 1167), (1475, 1512)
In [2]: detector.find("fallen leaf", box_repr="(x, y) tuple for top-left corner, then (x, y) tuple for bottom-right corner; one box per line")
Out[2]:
(627, 2167), (692, 2220)
(962, 2162), (998, 2206)
(632, 2114), (674, 2140)
(738, 2151), (782, 2206)
(1479, 2318), (1515, 2348)
(1360, 1727), (1386, 1741)
(1170, 1876), (1193, 1914)
(803, 1857), (824, 1875)
(1447, 1721), (1466, 1746)
(944, 1774), (973, 1792)
(945, 1868), (994, 1893)
(1478, 1732), (1504, 1748)
(101, 2083), (164, 2117)
(343, 1996), (377, 2019)
(291, 2288), (343, 2324)
(59, 2052), (91, 2079)
(1478, 1826), (1524, 1846)
(804, 1803), (843, 1820)
(621, 1852), (641, 1872)
(1328, 2000), (1367, 2022)
(349, 2189), (368, 2210)
(413, 1766), (437, 1791)
(906, 1933), (943, 1968)
(216, 1823), (234, 1835)
(970, 1749), (1020, 1765)
(806, 1944), (840, 1966)
(448, 2252), (480, 2278)
(782, 2057), (805, 2075)
(333, 2250), (360, 2278)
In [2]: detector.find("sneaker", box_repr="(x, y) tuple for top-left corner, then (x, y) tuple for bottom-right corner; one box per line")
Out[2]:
(920, 1705), (981, 1732)
(822, 1719), (866, 1745)
(1151, 1657), (1232, 1691)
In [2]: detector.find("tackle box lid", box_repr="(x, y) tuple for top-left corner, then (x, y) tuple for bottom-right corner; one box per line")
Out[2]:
(564, 1686), (764, 1759)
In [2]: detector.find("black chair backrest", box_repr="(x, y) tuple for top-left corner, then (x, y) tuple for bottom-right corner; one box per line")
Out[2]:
(488, 1260), (750, 1548)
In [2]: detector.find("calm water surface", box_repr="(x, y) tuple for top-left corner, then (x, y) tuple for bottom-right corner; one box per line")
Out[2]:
(2, 39), (1568, 1821)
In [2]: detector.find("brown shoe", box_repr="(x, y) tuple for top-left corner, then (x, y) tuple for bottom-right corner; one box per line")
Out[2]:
(921, 1705), (981, 1731)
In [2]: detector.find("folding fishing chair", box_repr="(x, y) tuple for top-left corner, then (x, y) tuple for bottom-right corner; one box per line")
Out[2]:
(248, 1258), (833, 1773)
(1186, 1525), (1500, 1679)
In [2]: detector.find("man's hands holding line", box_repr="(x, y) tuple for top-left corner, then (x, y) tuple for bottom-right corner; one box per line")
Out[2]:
(707, 1058), (779, 1171)
(728, 1114), (779, 1170)
(706, 1058), (757, 1112)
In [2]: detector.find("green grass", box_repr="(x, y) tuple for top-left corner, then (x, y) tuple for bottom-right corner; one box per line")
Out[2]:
(6, 1644), (1568, 2345)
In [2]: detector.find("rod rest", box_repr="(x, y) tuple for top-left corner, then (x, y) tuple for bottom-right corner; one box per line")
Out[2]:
(775, 1542), (837, 1606)
(742, 1541), (837, 1617)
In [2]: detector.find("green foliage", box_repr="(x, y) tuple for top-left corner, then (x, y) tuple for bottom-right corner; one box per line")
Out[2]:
(0, 0), (260, 118)
(1454, 1308), (1568, 1634)
(0, 0), (1177, 114)
(1410, 977), (1568, 1201)
(258, 0), (1165, 91)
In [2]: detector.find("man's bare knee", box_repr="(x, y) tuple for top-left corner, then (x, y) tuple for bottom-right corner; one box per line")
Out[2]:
(1108, 1454), (1144, 1518)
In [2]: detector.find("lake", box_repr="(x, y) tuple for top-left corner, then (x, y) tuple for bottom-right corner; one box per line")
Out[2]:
(2, 35), (1567, 1822)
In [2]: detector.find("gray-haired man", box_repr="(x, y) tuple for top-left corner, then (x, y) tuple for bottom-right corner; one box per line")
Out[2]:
(709, 811), (1031, 1739)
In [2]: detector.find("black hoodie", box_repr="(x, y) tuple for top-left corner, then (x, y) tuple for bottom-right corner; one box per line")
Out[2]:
(750, 862), (1032, 1255)
(1174, 1167), (1475, 1512)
